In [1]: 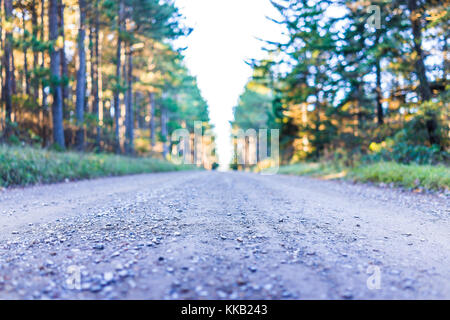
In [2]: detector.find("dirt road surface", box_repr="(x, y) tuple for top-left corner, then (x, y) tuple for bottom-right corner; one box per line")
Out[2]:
(0, 171), (448, 299)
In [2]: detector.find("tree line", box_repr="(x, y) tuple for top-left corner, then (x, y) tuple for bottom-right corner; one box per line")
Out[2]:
(232, 0), (448, 166)
(0, 0), (212, 159)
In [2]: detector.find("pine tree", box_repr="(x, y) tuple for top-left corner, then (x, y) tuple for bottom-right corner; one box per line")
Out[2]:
(75, 0), (87, 150)
(3, 0), (13, 136)
(49, 0), (65, 148)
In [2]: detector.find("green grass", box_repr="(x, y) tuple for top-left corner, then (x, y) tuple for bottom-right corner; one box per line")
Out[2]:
(0, 144), (195, 188)
(278, 161), (449, 191)
(277, 162), (340, 177)
(349, 162), (450, 191)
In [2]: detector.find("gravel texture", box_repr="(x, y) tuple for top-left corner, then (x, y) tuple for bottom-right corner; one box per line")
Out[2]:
(0, 171), (449, 299)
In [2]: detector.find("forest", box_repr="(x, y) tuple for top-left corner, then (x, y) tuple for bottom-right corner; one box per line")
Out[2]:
(0, 0), (448, 190)
(0, 0), (449, 303)
(0, 0), (213, 162)
(232, 0), (449, 187)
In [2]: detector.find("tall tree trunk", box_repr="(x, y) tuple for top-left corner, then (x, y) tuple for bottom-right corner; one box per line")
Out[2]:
(41, 0), (49, 146)
(89, 27), (100, 148)
(161, 102), (168, 159)
(22, 7), (31, 96)
(93, 2), (100, 148)
(3, 0), (13, 136)
(75, 0), (87, 150)
(11, 48), (16, 95)
(407, 0), (440, 146)
(58, 0), (69, 118)
(113, 0), (123, 153)
(125, 46), (134, 154)
(89, 26), (94, 114)
(375, 58), (384, 125)
(0, 0), (3, 133)
(31, 0), (39, 102)
(375, 31), (384, 125)
(408, 0), (432, 101)
(49, 0), (65, 148)
(149, 91), (156, 148)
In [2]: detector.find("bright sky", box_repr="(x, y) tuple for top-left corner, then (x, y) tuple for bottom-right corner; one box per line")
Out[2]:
(174, 0), (285, 168)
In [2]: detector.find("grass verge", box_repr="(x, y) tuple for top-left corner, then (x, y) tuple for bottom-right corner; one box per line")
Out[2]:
(278, 161), (449, 192)
(0, 144), (195, 188)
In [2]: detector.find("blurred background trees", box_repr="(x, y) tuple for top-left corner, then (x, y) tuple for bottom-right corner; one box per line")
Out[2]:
(0, 0), (215, 167)
(1, 0), (447, 171)
(232, 0), (449, 167)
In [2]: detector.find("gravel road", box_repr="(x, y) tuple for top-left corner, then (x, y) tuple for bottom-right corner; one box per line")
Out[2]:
(0, 171), (449, 299)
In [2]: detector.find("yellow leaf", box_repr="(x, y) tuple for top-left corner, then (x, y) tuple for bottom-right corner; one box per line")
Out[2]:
(3, 21), (14, 33)
(312, 50), (320, 59)
(56, 36), (64, 50)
